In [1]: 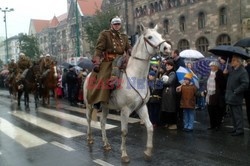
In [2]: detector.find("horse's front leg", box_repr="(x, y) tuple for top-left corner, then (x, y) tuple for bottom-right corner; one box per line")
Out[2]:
(120, 107), (131, 163)
(136, 105), (153, 160)
(101, 105), (111, 150)
(86, 104), (94, 144)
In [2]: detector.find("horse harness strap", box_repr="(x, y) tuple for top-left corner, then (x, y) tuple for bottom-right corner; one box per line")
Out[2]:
(124, 71), (149, 111)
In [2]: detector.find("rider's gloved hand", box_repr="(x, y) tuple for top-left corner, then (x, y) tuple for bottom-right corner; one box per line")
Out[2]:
(92, 56), (101, 73)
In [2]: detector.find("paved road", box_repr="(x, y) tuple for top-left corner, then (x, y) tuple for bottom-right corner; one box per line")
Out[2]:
(0, 89), (249, 166)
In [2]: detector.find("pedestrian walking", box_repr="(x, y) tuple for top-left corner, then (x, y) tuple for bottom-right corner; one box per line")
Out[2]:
(66, 65), (78, 106)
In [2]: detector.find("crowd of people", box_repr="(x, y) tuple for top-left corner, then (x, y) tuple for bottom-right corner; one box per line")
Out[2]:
(146, 50), (250, 136)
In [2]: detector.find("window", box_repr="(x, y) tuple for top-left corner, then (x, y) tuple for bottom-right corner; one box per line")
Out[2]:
(143, 5), (148, 15)
(154, 2), (159, 12)
(216, 34), (231, 45)
(196, 37), (209, 53)
(219, 7), (227, 25)
(163, 19), (169, 34)
(198, 12), (205, 29)
(179, 16), (185, 32)
(150, 3), (154, 14)
(135, 8), (139, 17)
(62, 30), (66, 39)
(247, 20), (250, 30)
(139, 6), (143, 16)
(159, 0), (163, 11)
(149, 22), (154, 28)
(136, 25), (141, 35)
(178, 39), (190, 51)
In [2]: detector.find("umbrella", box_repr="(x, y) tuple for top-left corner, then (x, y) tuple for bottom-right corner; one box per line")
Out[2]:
(209, 45), (250, 60)
(77, 59), (93, 71)
(180, 49), (204, 59)
(0, 69), (9, 75)
(193, 58), (215, 77)
(234, 37), (250, 48)
(62, 62), (71, 68)
(176, 66), (199, 88)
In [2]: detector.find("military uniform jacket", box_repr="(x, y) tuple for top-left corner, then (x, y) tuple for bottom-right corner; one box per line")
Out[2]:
(8, 62), (18, 73)
(94, 29), (131, 57)
(17, 56), (32, 72)
(40, 58), (53, 72)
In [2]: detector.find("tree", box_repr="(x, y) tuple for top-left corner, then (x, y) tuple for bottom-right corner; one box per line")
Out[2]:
(84, 8), (119, 54)
(0, 59), (3, 69)
(18, 34), (40, 59)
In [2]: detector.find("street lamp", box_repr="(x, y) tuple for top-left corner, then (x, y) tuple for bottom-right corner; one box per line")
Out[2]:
(0, 7), (14, 63)
(75, 0), (80, 57)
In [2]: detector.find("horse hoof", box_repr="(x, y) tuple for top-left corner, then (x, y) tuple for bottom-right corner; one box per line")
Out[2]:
(103, 144), (111, 151)
(121, 156), (130, 163)
(87, 138), (94, 144)
(144, 150), (152, 161)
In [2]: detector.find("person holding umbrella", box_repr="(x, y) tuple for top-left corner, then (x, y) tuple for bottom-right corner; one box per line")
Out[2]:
(224, 55), (249, 136)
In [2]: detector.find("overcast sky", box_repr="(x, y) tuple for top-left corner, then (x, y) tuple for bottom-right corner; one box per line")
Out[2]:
(0, 0), (67, 38)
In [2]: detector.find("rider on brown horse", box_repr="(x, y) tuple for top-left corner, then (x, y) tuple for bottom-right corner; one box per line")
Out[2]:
(8, 58), (18, 86)
(17, 53), (32, 83)
(40, 54), (54, 78)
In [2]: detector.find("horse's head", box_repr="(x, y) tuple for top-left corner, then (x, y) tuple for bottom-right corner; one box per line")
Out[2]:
(137, 24), (171, 57)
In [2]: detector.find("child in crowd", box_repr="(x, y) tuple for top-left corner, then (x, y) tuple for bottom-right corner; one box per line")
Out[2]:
(176, 73), (197, 132)
(147, 71), (162, 127)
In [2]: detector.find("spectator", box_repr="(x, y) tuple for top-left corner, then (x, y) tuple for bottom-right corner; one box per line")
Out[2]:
(171, 49), (185, 71)
(171, 49), (185, 128)
(176, 73), (198, 132)
(205, 61), (226, 131)
(244, 59), (250, 127)
(160, 60), (177, 129)
(225, 55), (249, 136)
(66, 65), (78, 106)
(147, 71), (162, 127)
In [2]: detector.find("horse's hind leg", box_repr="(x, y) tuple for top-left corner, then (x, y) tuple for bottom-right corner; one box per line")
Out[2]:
(101, 105), (111, 150)
(86, 104), (94, 144)
(136, 105), (153, 160)
(120, 107), (131, 163)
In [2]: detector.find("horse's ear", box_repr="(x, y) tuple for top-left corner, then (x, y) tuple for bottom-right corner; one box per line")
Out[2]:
(154, 24), (158, 31)
(140, 23), (146, 32)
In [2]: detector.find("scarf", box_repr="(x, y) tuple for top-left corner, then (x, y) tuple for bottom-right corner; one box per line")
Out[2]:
(206, 71), (216, 104)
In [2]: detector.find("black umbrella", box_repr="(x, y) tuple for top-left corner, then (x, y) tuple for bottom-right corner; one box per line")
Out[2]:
(77, 59), (93, 71)
(234, 37), (250, 48)
(209, 45), (250, 60)
(62, 62), (71, 68)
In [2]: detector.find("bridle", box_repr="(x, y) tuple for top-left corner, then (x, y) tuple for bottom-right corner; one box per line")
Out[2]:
(131, 35), (168, 61)
(125, 34), (168, 111)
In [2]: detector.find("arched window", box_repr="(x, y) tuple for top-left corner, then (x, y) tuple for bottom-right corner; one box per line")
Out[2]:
(154, 2), (159, 12)
(179, 16), (185, 32)
(163, 19), (169, 34)
(196, 37), (209, 53)
(149, 22), (155, 28)
(135, 8), (139, 17)
(178, 39), (190, 51)
(150, 3), (154, 14)
(159, 0), (163, 11)
(216, 34), (231, 45)
(198, 12), (205, 29)
(139, 6), (143, 16)
(219, 7), (227, 25)
(143, 5), (148, 15)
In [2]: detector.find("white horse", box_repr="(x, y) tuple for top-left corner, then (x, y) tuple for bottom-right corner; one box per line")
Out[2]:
(83, 24), (171, 163)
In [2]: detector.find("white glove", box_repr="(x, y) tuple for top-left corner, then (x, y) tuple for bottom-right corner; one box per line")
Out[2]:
(162, 75), (169, 83)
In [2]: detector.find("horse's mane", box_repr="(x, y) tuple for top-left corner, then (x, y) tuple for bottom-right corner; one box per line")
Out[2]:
(131, 34), (143, 57)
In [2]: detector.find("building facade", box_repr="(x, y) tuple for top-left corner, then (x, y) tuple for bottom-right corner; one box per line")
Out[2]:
(102, 0), (250, 55)
(29, 0), (102, 63)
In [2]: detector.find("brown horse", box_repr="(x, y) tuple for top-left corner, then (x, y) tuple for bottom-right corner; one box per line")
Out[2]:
(16, 64), (40, 109)
(41, 62), (58, 106)
(7, 74), (18, 101)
